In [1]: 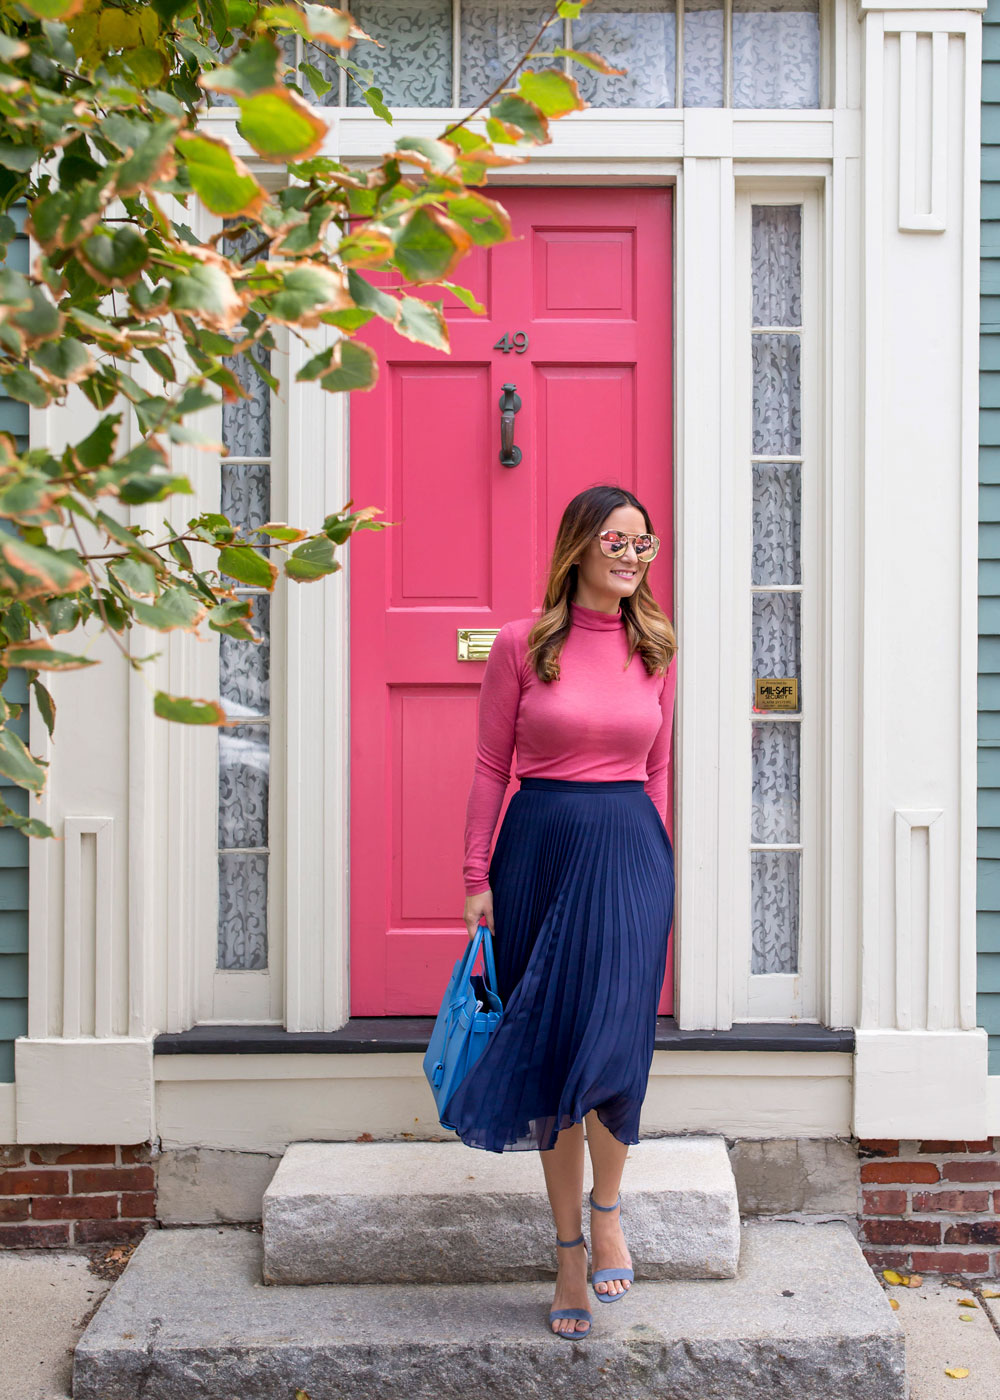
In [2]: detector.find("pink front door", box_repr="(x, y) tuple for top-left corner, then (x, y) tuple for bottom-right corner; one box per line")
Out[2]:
(349, 186), (674, 1016)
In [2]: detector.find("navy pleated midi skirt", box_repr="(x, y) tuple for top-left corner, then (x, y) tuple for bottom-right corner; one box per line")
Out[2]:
(441, 776), (675, 1153)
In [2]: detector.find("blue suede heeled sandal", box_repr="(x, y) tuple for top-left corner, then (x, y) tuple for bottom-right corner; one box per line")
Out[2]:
(548, 1233), (593, 1340)
(588, 1190), (635, 1303)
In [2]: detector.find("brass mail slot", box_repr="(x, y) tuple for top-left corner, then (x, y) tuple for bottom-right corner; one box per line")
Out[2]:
(457, 627), (500, 661)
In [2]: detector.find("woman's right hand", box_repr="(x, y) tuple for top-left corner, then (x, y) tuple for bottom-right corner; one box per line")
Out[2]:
(464, 890), (494, 939)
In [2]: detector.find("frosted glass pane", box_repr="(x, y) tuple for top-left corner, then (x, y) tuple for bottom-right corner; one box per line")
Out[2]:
(220, 595), (271, 722)
(752, 333), (801, 455)
(218, 724), (270, 849)
(572, 0), (676, 108)
(460, 1), (549, 106)
(751, 849), (799, 973)
(221, 224), (270, 457)
(345, 0), (453, 107)
(683, 0), (723, 106)
(218, 852), (268, 970)
(733, 0), (819, 109)
(751, 205), (802, 326)
(752, 462), (801, 586)
(221, 462), (271, 541)
(752, 591), (801, 709)
(751, 722), (800, 842)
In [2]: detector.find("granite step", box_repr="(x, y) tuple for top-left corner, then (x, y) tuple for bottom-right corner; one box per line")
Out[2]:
(72, 1220), (907, 1400)
(262, 1136), (742, 1284)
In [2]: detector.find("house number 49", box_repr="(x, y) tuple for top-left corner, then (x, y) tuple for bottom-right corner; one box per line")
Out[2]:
(494, 332), (529, 354)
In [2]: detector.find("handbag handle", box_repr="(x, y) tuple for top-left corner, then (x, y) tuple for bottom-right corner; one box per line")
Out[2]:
(467, 914), (499, 994)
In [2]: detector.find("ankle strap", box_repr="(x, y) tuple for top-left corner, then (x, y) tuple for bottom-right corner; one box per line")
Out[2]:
(556, 1232), (585, 1247)
(589, 1190), (622, 1212)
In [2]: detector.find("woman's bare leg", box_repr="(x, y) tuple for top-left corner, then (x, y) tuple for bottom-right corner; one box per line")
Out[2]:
(539, 1120), (589, 1335)
(584, 1109), (632, 1298)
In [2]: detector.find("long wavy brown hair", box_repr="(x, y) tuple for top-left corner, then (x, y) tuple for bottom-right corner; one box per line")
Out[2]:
(527, 485), (677, 682)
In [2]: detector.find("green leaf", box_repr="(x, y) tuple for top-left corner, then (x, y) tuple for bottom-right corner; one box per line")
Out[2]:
(200, 36), (279, 97)
(168, 536), (193, 569)
(29, 677), (55, 739)
(2, 369), (49, 408)
(208, 597), (259, 639)
(392, 207), (469, 284)
(551, 46), (628, 75)
(438, 280), (487, 314)
(73, 416), (121, 471)
(11, 284), (63, 344)
(119, 472), (194, 506)
(317, 338), (378, 392)
(395, 137), (458, 173)
(301, 2), (353, 45)
(237, 88), (327, 160)
(153, 690), (227, 724)
(109, 557), (158, 595)
(285, 533), (341, 582)
(3, 643), (97, 670)
(254, 523), (306, 542)
(299, 61), (332, 101)
(176, 130), (267, 216)
(0, 538), (88, 596)
(445, 192), (512, 246)
(0, 33), (29, 61)
(141, 347), (176, 383)
(130, 587), (206, 631)
(33, 338), (93, 382)
(395, 296), (448, 351)
(346, 267), (399, 321)
(114, 117), (180, 195)
(0, 727), (46, 792)
(268, 263), (348, 323)
(0, 143), (40, 173)
(80, 226), (149, 285)
(487, 93), (549, 145)
(518, 68), (584, 117)
(364, 86), (392, 124)
(167, 261), (243, 328)
(150, 0), (193, 24)
(217, 544), (278, 588)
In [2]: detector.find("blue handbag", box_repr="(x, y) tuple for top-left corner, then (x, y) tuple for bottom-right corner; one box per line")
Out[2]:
(423, 915), (504, 1131)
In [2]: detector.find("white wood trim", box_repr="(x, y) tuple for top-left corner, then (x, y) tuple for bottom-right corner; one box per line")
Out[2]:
(958, 6), (982, 1035)
(0, 1083), (14, 1142)
(283, 328), (351, 1032)
(893, 808), (945, 1028)
(153, 1051), (854, 1151)
(897, 30), (948, 231)
(61, 817), (114, 1038)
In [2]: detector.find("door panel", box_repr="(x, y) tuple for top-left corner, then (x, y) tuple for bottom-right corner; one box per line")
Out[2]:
(350, 187), (674, 1015)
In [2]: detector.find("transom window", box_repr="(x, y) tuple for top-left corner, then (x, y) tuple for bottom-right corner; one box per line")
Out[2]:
(209, 0), (822, 111)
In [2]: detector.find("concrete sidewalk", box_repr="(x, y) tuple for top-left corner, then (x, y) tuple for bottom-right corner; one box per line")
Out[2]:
(2, 1233), (1000, 1400)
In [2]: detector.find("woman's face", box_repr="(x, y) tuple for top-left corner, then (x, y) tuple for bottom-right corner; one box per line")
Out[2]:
(576, 504), (651, 603)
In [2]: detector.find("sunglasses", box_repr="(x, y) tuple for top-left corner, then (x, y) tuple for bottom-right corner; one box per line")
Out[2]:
(597, 529), (660, 562)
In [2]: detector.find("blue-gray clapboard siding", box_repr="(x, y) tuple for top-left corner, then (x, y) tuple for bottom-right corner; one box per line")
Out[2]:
(0, 205), (30, 1083)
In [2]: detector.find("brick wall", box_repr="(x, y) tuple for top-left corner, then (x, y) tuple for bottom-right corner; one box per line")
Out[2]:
(859, 1138), (1000, 1276)
(0, 1143), (156, 1247)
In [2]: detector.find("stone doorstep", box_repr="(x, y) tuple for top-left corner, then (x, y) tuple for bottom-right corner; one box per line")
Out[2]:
(72, 1221), (907, 1400)
(262, 1136), (742, 1285)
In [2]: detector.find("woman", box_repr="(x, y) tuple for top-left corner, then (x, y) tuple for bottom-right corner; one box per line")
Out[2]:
(441, 483), (677, 1343)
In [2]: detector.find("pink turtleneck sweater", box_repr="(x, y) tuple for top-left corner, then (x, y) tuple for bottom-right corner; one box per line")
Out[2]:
(463, 599), (677, 895)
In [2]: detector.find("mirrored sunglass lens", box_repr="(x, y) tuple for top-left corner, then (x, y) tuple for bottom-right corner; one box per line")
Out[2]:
(601, 533), (627, 553)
